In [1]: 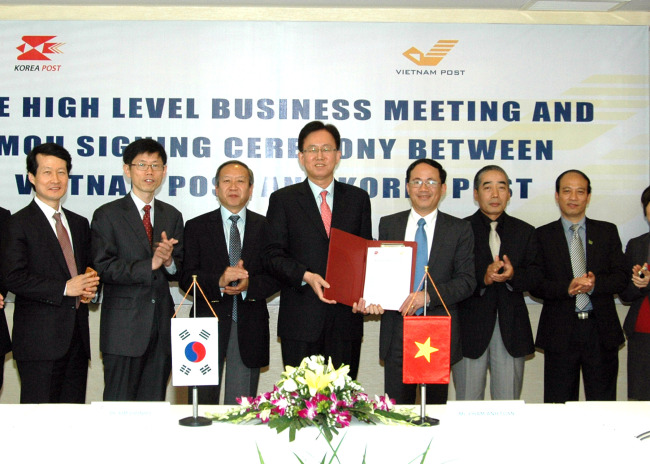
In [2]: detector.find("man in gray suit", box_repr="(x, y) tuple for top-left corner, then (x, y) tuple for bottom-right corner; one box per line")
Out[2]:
(92, 139), (183, 401)
(356, 159), (474, 404)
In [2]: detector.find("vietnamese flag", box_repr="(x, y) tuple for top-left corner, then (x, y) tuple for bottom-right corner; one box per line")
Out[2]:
(402, 315), (451, 384)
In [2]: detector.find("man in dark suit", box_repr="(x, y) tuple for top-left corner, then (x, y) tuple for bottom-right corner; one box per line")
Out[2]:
(0, 206), (11, 391)
(357, 159), (475, 404)
(263, 121), (372, 379)
(181, 161), (278, 404)
(92, 139), (183, 401)
(453, 165), (535, 400)
(1, 143), (99, 403)
(530, 169), (627, 403)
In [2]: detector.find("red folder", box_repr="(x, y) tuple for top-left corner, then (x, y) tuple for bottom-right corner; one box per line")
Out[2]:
(323, 228), (416, 307)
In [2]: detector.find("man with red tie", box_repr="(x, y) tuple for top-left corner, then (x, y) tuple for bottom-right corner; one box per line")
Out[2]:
(92, 139), (183, 401)
(263, 121), (372, 378)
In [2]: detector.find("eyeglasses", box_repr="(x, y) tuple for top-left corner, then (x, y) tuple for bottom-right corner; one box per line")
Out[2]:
(130, 162), (165, 172)
(408, 179), (440, 188)
(301, 145), (338, 155)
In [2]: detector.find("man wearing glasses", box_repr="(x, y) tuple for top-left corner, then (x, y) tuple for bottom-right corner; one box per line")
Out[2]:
(263, 121), (372, 379)
(91, 139), (183, 401)
(357, 159), (474, 404)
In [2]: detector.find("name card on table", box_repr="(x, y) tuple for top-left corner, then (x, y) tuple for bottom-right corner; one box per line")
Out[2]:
(91, 401), (170, 421)
(446, 400), (525, 423)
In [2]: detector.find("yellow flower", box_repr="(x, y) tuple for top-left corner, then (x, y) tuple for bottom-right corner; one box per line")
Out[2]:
(332, 364), (350, 388)
(304, 368), (335, 396)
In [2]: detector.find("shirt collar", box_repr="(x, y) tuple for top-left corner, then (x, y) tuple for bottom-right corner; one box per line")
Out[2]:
(561, 215), (586, 233)
(33, 195), (60, 218)
(220, 206), (247, 225)
(307, 178), (334, 198)
(478, 210), (505, 229)
(130, 191), (154, 212)
(410, 207), (438, 226)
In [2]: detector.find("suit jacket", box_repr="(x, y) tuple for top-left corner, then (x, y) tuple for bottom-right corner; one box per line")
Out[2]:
(458, 210), (536, 359)
(91, 195), (183, 357)
(180, 208), (279, 368)
(378, 210), (475, 365)
(0, 206), (12, 358)
(1, 201), (92, 361)
(263, 179), (372, 342)
(619, 232), (650, 336)
(531, 218), (626, 352)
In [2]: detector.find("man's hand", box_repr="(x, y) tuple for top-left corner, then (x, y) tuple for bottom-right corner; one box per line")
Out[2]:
(631, 263), (650, 289)
(152, 230), (179, 270)
(568, 271), (595, 296)
(0, 293), (4, 310)
(221, 260), (250, 295)
(484, 254), (514, 285)
(67, 270), (100, 299)
(352, 297), (385, 315)
(399, 290), (428, 316)
(303, 271), (336, 304)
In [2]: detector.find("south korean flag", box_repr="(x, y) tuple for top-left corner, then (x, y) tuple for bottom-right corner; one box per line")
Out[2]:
(171, 317), (219, 387)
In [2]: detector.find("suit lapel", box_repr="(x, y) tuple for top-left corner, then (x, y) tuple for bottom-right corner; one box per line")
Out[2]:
(429, 211), (447, 264)
(585, 217), (597, 269)
(64, 208), (84, 274)
(241, 210), (257, 264)
(122, 195), (151, 252)
(330, 181), (347, 235)
(214, 208), (230, 263)
(30, 201), (71, 277)
(392, 211), (409, 241)
(552, 219), (574, 277)
(297, 179), (328, 240)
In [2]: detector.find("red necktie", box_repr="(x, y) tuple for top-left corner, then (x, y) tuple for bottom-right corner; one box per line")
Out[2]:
(635, 296), (650, 333)
(53, 212), (79, 308)
(320, 190), (332, 238)
(143, 205), (153, 246)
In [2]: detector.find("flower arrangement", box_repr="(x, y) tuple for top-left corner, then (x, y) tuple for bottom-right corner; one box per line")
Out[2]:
(208, 355), (424, 442)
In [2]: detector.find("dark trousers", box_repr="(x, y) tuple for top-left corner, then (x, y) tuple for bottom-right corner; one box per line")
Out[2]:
(281, 310), (361, 379)
(543, 317), (618, 403)
(16, 324), (88, 404)
(103, 327), (171, 401)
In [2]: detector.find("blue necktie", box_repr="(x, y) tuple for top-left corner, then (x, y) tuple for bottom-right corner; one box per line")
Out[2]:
(229, 214), (241, 322)
(414, 218), (428, 315)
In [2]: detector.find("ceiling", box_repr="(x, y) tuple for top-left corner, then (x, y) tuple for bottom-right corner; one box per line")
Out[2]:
(0, 0), (648, 12)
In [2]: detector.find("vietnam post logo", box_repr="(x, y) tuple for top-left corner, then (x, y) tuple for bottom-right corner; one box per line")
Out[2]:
(17, 36), (64, 61)
(403, 40), (458, 66)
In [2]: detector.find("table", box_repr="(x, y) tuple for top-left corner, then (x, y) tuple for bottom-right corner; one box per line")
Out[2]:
(1, 402), (648, 463)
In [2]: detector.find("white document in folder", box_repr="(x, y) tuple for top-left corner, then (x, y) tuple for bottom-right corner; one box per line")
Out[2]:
(362, 246), (413, 310)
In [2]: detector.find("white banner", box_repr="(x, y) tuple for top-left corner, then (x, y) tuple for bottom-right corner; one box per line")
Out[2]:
(0, 22), (647, 244)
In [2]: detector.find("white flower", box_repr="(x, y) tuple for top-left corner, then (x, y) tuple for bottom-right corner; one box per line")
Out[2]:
(258, 408), (271, 421)
(282, 378), (298, 392)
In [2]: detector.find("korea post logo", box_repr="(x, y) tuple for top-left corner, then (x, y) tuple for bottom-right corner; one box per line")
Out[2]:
(15, 35), (64, 72)
(397, 40), (465, 77)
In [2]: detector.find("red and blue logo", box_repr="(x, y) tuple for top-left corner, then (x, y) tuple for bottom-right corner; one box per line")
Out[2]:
(184, 341), (207, 363)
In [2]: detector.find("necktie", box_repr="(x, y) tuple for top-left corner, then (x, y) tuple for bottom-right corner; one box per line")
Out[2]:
(53, 212), (79, 308)
(635, 241), (650, 333)
(414, 218), (428, 315)
(320, 190), (332, 237)
(489, 221), (501, 259)
(569, 223), (589, 311)
(229, 214), (242, 322)
(143, 204), (153, 246)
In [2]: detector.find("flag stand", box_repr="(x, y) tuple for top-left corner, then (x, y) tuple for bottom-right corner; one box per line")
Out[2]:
(411, 266), (440, 426)
(179, 275), (212, 427)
